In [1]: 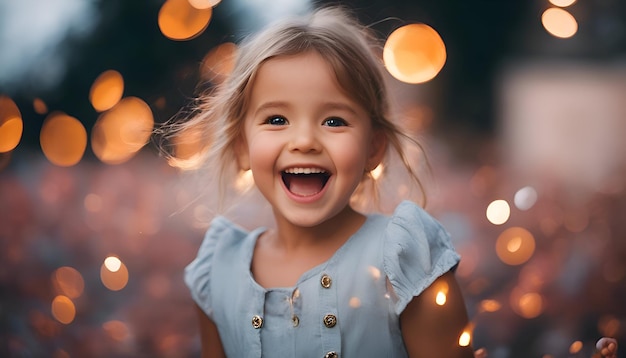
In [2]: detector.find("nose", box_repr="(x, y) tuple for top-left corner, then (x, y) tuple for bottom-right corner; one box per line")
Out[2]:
(287, 121), (321, 153)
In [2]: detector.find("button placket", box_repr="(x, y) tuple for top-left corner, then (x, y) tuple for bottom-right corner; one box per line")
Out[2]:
(251, 315), (263, 329)
(323, 314), (337, 328)
(318, 272), (340, 356)
(289, 287), (301, 328)
(320, 274), (332, 289)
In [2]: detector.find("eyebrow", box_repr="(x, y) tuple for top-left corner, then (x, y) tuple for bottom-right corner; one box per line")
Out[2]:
(253, 101), (359, 116)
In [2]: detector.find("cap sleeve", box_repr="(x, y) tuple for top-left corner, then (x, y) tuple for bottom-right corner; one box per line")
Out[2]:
(383, 201), (461, 315)
(184, 216), (244, 318)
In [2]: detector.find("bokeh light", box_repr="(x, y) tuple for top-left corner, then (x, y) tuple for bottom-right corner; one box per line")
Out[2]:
(234, 169), (254, 193)
(496, 227), (536, 265)
(90, 70), (124, 112)
(200, 42), (237, 84)
(432, 280), (449, 306)
(171, 125), (206, 166)
(51, 295), (76, 324)
(188, 0), (217, 9)
(549, 0), (576, 7)
(383, 23), (446, 84)
(103, 320), (131, 342)
(33, 98), (49, 115)
(0, 95), (23, 153)
(52, 266), (85, 299)
(158, 0), (212, 41)
(371, 164), (384, 180)
(542, 8), (578, 39)
(435, 290), (447, 305)
(459, 326), (473, 347)
(514, 186), (538, 211)
(569, 341), (583, 354)
(91, 96), (154, 165)
(101, 256), (129, 291)
(40, 112), (87, 167)
(511, 287), (544, 319)
(84, 193), (103, 212)
(105, 256), (122, 272)
(349, 297), (361, 308)
(486, 199), (511, 225)
(480, 299), (502, 313)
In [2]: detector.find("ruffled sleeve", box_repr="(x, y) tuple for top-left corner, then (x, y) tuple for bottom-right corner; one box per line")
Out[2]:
(383, 201), (461, 315)
(184, 216), (246, 318)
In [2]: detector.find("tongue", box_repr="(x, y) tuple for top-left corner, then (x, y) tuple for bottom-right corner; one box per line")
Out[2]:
(288, 175), (324, 196)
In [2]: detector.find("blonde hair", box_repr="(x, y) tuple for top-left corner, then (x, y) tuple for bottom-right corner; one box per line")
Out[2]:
(159, 6), (427, 211)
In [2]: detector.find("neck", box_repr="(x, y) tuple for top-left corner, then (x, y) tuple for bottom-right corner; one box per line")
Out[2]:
(271, 205), (366, 252)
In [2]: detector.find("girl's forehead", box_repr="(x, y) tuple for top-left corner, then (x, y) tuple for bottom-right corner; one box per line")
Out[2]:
(250, 52), (356, 104)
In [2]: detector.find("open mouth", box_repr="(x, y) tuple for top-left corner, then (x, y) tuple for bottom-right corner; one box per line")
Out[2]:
(281, 168), (330, 197)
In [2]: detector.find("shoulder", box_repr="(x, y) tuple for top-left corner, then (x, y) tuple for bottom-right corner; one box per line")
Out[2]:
(383, 200), (461, 314)
(184, 216), (255, 316)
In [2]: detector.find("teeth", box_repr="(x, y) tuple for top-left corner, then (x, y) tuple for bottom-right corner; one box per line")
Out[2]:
(283, 167), (327, 174)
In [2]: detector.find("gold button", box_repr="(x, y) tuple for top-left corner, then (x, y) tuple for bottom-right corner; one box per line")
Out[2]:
(292, 315), (300, 327)
(323, 314), (337, 328)
(251, 315), (263, 329)
(324, 351), (339, 358)
(320, 274), (332, 288)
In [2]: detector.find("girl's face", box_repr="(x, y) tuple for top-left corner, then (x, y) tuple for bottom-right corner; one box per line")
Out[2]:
(238, 51), (385, 228)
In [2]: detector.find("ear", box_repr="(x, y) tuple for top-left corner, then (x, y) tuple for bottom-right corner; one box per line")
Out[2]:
(366, 129), (387, 171)
(234, 137), (250, 171)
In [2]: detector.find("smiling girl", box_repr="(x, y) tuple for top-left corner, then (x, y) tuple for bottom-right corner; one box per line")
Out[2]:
(162, 5), (617, 358)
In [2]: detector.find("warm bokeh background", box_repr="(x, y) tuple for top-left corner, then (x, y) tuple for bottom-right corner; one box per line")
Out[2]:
(1, 0), (626, 357)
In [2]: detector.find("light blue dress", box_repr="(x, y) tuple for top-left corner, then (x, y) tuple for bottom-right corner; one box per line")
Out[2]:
(185, 201), (460, 358)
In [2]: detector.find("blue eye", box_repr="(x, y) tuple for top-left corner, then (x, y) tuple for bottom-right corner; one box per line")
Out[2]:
(265, 116), (288, 125)
(323, 117), (347, 127)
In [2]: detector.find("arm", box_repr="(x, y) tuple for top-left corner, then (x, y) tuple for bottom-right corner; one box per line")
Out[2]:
(195, 304), (226, 358)
(400, 270), (475, 358)
(594, 337), (618, 358)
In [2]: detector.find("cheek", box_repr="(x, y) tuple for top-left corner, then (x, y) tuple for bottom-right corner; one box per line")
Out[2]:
(247, 135), (280, 171)
(332, 136), (369, 175)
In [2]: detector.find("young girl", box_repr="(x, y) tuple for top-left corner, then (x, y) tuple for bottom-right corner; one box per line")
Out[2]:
(167, 6), (619, 358)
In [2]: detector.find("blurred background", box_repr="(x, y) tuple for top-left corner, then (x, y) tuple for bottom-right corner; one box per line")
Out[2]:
(1, 0), (626, 357)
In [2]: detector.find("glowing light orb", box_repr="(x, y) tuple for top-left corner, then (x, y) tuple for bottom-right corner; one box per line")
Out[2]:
(542, 8), (578, 39)
(171, 125), (206, 166)
(52, 266), (84, 299)
(235, 169), (254, 192)
(90, 70), (124, 112)
(368, 266), (381, 280)
(480, 299), (501, 312)
(514, 186), (538, 211)
(435, 291), (447, 306)
(201, 42), (238, 84)
(91, 96), (154, 165)
(0, 96), (23, 153)
(84, 193), (103, 212)
(511, 287), (544, 319)
(103, 320), (130, 342)
(104, 256), (122, 272)
(188, 0), (221, 10)
(40, 112), (87, 166)
(51, 295), (76, 324)
(496, 227), (535, 265)
(549, 0), (576, 7)
(159, 0), (212, 41)
(486, 199), (510, 225)
(569, 341), (583, 354)
(101, 258), (129, 291)
(371, 164), (384, 180)
(349, 297), (361, 308)
(459, 330), (472, 347)
(33, 98), (48, 115)
(383, 23), (446, 84)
